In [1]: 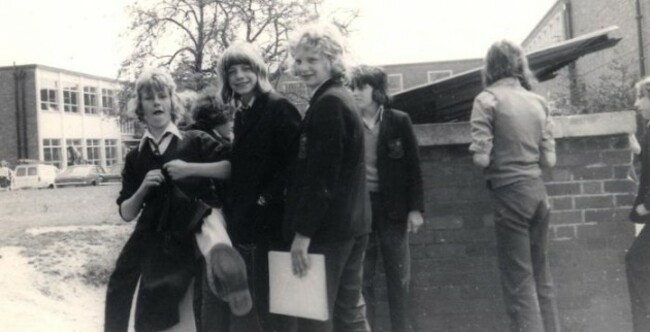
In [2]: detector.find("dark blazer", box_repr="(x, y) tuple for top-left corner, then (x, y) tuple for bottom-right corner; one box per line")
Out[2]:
(284, 79), (371, 244)
(229, 91), (301, 244)
(116, 130), (228, 331)
(376, 108), (424, 222)
(632, 124), (650, 223)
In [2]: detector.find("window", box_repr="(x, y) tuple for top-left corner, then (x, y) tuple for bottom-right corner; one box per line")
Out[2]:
(66, 139), (83, 166)
(102, 89), (116, 114)
(43, 139), (63, 169)
(427, 70), (453, 83)
(84, 87), (99, 114)
(387, 74), (404, 94)
(86, 139), (102, 165)
(121, 120), (135, 135)
(281, 81), (309, 111)
(40, 80), (58, 111)
(282, 81), (308, 99)
(105, 139), (118, 166)
(63, 83), (79, 113)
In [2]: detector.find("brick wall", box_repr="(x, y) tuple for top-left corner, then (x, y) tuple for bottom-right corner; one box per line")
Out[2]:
(0, 66), (38, 165)
(0, 69), (20, 165)
(370, 112), (638, 331)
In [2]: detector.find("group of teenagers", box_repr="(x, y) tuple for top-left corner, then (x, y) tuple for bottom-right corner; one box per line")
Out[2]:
(104, 23), (423, 332)
(100, 19), (650, 332)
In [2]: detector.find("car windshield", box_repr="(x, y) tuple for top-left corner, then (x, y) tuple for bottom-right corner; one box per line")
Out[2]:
(62, 166), (92, 176)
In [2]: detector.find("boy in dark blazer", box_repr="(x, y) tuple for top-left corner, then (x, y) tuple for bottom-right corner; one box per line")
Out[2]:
(349, 65), (424, 332)
(217, 42), (301, 331)
(285, 24), (371, 332)
(104, 69), (249, 332)
(627, 76), (650, 332)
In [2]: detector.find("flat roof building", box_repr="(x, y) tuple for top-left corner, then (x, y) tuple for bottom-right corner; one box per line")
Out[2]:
(0, 64), (130, 169)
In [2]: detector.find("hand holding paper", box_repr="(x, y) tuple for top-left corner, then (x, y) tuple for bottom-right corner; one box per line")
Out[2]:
(291, 232), (312, 277)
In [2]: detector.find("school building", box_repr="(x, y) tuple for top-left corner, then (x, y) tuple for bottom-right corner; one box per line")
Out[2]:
(0, 64), (136, 170)
(522, 0), (650, 103)
(277, 58), (483, 112)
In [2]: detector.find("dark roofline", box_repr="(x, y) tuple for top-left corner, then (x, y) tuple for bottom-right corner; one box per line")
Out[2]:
(522, 0), (566, 46)
(379, 57), (482, 69)
(0, 63), (123, 83)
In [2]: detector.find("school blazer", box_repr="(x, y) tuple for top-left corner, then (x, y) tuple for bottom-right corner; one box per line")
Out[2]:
(284, 79), (371, 243)
(229, 91), (301, 244)
(376, 108), (424, 222)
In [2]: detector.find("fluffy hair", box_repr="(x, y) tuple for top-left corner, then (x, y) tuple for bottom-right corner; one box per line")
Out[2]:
(635, 77), (650, 103)
(128, 68), (185, 123)
(289, 23), (349, 81)
(348, 65), (391, 107)
(217, 42), (273, 103)
(191, 86), (234, 130)
(482, 40), (535, 91)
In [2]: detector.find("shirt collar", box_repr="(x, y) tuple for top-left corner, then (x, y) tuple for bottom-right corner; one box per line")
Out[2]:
(139, 123), (182, 151)
(236, 96), (256, 111)
(492, 77), (521, 88)
(362, 106), (384, 131)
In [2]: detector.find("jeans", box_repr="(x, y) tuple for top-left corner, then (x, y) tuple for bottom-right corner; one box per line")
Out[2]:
(626, 221), (650, 332)
(491, 178), (561, 332)
(363, 192), (412, 332)
(295, 235), (371, 332)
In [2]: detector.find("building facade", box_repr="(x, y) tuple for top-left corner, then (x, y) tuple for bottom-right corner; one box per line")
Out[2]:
(523, 0), (649, 109)
(277, 58), (482, 112)
(0, 64), (127, 170)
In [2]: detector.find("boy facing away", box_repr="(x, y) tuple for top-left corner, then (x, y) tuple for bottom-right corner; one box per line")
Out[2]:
(469, 40), (560, 332)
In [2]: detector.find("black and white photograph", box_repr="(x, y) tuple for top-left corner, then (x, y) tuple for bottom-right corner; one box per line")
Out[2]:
(0, 0), (647, 331)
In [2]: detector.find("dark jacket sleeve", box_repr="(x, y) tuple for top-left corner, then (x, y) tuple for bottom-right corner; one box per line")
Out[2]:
(116, 150), (140, 221)
(194, 131), (230, 162)
(293, 95), (345, 237)
(260, 98), (301, 202)
(401, 113), (425, 213)
(639, 135), (650, 208)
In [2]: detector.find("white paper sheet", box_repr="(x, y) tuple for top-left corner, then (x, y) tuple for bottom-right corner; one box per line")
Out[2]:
(268, 251), (328, 321)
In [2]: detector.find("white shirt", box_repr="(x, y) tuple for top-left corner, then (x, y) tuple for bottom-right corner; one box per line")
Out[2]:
(139, 123), (183, 154)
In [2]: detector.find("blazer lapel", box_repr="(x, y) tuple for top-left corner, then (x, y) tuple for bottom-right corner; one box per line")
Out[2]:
(302, 79), (339, 128)
(377, 108), (392, 156)
(234, 93), (268, 144)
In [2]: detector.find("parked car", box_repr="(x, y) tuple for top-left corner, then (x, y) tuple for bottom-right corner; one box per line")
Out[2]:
(13, 164), (59, 190)
(55, 165), (105, 188)
(101, 163), (124, 184)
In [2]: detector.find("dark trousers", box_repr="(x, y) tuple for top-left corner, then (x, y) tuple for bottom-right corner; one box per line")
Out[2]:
(626, 222), (650, 332)
(295, 235), (370, 332)
(231, 241), (295, 332)
(104, 232), (142, 332)
(491, 178), (561, 332)
(198, 259), (231, 332)
(363, 192), (412, 332)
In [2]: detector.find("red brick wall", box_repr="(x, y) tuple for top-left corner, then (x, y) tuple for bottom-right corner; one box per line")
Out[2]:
(371, 133), (636, 331)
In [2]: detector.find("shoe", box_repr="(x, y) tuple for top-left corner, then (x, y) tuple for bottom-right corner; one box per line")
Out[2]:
(209, 244), (253, 316)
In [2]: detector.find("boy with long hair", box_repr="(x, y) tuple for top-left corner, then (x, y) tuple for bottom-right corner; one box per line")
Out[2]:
(469, 40), (560, 332)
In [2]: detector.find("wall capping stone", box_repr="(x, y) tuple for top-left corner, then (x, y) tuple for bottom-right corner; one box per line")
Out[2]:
(414, 111), (637, 147)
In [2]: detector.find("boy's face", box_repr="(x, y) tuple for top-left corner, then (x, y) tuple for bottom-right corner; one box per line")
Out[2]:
(293, 46), (332, 90)
(141, 87), (173, 131)
(350, 83), (375, 111)
(227, 64), (258, 101)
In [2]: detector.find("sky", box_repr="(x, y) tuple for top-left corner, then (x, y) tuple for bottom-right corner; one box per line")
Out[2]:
(0, 0), (557, 79)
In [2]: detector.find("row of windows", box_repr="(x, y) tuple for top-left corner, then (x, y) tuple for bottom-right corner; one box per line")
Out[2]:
(281, 70), (453, 99)
(43, 138), (119, 169)
(40, 81), (117, 115)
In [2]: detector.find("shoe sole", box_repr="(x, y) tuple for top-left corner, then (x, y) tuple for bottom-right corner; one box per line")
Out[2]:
(211, 244), (253, 316)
